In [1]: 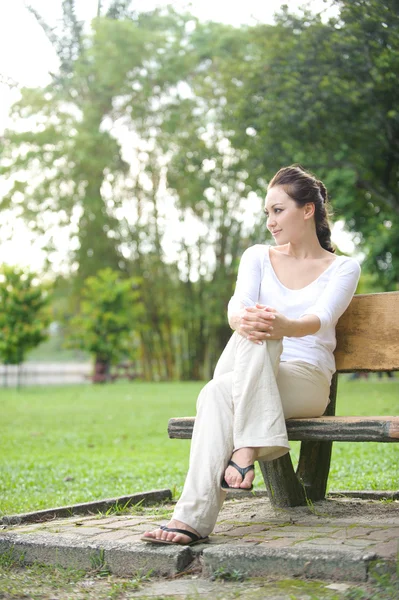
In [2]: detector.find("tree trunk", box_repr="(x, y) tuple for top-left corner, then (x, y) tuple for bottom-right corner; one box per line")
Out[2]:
(93, 357), (111, 383)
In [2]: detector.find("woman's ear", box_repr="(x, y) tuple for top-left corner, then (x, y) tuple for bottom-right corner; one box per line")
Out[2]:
(304, 202), (315, 220)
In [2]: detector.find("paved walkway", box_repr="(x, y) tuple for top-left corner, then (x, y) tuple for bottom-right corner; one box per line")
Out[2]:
(0, 490), (398, 589)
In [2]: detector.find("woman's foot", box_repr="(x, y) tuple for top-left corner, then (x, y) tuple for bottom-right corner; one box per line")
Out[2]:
(141, 519), (202, 545)
(223, 447), (256, 489)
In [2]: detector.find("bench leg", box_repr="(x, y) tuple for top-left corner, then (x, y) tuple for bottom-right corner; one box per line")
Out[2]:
(258, 373), (338, 507)
(258, 452), (307, 507)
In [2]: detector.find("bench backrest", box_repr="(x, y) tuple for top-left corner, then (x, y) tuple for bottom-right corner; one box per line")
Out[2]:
(335, 291), (399, 372)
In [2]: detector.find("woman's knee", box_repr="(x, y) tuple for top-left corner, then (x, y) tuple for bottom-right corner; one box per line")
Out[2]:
(266, 338), (284, 363)
(235, 335), (283, 367)
(196, 374), (232, 411)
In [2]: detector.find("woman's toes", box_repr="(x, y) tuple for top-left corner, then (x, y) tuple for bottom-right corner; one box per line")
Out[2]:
(239, 469), (255, 489)
(143, 520), (199, 545)
(153, 528), (164, 540)
(240, 476), (253, 489)
(224, 463), (255, 489)
(142, 529), (157, 540)
(224, 467), (241, 488)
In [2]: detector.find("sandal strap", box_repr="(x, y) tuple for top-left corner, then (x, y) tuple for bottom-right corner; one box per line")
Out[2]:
(228, 460), (255, 479)
(160, 525), (200, 542)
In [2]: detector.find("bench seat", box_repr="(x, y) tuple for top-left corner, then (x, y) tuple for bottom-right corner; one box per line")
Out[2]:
(169, 415), (399, 443)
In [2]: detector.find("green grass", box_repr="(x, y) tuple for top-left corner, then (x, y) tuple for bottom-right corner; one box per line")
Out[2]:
(0, 376), (398, 516)
(2, 561), (396, 600)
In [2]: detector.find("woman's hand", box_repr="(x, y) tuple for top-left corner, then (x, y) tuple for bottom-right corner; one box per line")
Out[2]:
(240, 304), (293, 343)
(235, 305), (270, 342)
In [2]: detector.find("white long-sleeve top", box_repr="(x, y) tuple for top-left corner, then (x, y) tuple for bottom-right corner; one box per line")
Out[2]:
(228, 245), (361, 383)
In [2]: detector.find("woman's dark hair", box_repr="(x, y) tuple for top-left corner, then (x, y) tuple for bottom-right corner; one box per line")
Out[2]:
(268, 165), (335, 253)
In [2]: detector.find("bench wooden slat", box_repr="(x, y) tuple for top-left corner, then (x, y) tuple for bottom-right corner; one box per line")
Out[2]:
(168, 416), (399, 443)
(286, 416), (399, 442)
(335, 291), (399, 372)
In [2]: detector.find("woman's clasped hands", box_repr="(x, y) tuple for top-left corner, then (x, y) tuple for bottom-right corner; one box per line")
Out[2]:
(238, 303), (292, 344)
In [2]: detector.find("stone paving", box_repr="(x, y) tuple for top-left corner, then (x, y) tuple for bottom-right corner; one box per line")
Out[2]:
(0, 490), (398, 585)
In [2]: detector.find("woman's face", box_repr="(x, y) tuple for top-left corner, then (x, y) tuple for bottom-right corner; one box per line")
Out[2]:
(264, 185), (309, 244)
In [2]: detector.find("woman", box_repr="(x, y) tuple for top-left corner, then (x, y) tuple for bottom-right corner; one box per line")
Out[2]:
(142, 165), (361, 546)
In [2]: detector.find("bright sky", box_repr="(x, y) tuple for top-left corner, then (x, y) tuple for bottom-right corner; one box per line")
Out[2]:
(0, 0), (351, 272)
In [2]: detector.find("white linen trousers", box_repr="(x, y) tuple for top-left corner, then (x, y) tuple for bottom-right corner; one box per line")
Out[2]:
(172, 332), (331, 538)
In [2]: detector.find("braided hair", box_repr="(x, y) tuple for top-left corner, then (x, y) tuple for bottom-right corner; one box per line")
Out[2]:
(268, 165), (335, 253)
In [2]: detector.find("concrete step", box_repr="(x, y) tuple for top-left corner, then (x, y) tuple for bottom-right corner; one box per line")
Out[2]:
(0, 493), (397, 583)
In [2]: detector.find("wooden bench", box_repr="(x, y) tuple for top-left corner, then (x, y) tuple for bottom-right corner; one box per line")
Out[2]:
(168, 291), (399, 507)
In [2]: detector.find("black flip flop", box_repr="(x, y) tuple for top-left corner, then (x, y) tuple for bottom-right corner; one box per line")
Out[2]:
(221, 459), (255, 492)
(141, 525), (209, 546)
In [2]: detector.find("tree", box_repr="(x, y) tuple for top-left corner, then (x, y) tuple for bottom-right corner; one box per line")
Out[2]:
(0, 266), (50, 386)
(215, 0), (399, 288)
(5, 2), (397, 382)
(1, 4), (236, 380)
(0, 2), (181, 283)
(68, 268), (142, 382)
(157, 21), (267, 378)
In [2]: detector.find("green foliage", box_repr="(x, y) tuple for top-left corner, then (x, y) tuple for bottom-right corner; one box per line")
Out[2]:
(90, 549), (111, 577)
(0, 4), (174, 282)
(0, 266), (50, 366)
(68, 268), (142, 364)
(0, 547), (24, 569)
(211, 566), (246, 582)
(216, 0), (399, 287)
(1, 0), (398, 384)
(343, 570), (399, 599)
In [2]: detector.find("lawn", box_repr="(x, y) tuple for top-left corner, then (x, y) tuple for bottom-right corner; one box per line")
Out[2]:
(1, 376), (398, 516)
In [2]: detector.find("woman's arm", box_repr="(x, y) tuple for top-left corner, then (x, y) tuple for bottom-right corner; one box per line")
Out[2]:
(243, 258), (361, 343)
(241, 306), (320, 341)
(227, 246), (265, 337)
(228, 308), (246, 332)
(300, 258), (361, 334)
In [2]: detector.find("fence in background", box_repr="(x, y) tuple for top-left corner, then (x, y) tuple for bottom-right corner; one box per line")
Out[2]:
(0, 362), (92, 387)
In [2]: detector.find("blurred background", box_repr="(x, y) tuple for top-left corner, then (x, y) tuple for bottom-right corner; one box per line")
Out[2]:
(0, 0), (398, 384)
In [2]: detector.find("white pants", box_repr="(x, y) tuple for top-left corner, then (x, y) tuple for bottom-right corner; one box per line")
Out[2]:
(172, 332), (330, 538)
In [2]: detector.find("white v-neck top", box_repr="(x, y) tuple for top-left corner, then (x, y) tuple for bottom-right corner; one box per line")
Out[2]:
(228, 245), (361, 383)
